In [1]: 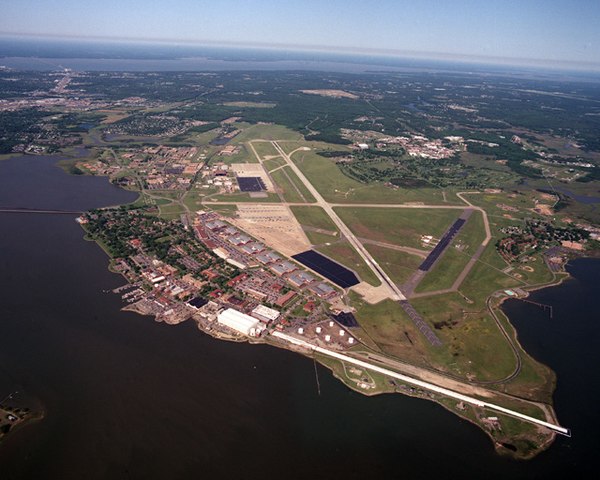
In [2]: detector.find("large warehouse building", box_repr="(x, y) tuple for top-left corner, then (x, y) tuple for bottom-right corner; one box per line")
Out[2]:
(217, 308), (260, 336)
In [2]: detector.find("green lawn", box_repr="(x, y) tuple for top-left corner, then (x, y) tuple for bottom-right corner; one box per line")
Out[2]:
(234, 124), (304, 142)
(250, 141), (281, 160)
(351, 298), (434, 366)
(270, 167), (305, 203)
(415, 247), (471, 293)
(364, 244), (421, 285)
(290, 205), (339, 233)
(158, 203), (186, 220)
(223, 101), (276, 108)
(291, 149), (452, 204)
(335, 207), (460, 249)
(207, 204), (238, 217)
(411, 292), (518, 382)
(263, 157), (287, 171)
(282, 166), (316, 202)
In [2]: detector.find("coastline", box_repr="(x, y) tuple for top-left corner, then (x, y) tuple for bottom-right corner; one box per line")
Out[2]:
(85, 216), (570, 459)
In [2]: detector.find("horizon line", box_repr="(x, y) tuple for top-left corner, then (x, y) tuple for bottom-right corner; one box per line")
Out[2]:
(2, 31), (600, 73)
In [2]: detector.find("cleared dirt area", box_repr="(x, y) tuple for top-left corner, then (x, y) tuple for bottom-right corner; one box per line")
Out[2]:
(229, 204), (311, 256)
(534, 204), (554, 215)
(230, 163), (274, 191)
(351, 282), (395, 304)
(300, 89), (359, 99)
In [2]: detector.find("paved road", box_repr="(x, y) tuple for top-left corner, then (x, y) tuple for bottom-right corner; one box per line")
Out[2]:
(271, 141), (406, 301)
(272, 331), (570, 436)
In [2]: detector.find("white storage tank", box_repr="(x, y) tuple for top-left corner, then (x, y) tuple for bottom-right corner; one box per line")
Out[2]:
(316, 326), (322, 334)
(325, 335), (331, 342)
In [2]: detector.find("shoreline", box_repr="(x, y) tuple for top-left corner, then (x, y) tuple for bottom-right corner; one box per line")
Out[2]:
(76, 211), (586, 460)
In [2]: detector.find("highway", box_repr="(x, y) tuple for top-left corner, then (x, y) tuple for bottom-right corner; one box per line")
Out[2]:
(271, 141), (406, 301)
(271, 330), (571, 437)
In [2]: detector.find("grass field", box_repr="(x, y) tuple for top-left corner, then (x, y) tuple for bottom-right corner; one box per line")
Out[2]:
(250, 141), (281, 160)
(182, 191), (220, 212)
(222, 101), (276, 108)
(290, 148), (452, 204)
(415, 248), (471, 293)
(410, 292), (518, 382)
(283, 166), (316, 202)
(207, 204), (238, 217)
(234, 124), (304, 142)
(158, 203), (186, 220)
(270, 167), (305, 203)
(290, 206), (339, 233)
(364, 244), (421, 285)
(351, 297), (434, 366)
(263, 157), (287, 171)
(335, 207), (460, 249)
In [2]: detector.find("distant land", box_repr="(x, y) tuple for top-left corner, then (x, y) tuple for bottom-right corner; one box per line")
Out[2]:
(2, 35), (600, 77)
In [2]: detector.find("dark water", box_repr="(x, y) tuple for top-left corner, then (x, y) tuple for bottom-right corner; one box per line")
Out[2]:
(554, 185), (600, 204)
(0, 154), (599, 479)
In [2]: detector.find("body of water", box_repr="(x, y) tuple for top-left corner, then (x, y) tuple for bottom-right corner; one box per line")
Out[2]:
(0, 154), (599, 479)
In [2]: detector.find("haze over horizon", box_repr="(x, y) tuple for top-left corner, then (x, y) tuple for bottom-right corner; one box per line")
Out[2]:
(1, 0), (599, 69)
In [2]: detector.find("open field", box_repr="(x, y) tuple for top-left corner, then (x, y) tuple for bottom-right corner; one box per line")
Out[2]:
(157, 203), (186, 220)
(281, 166), (316, 202)
(288, 148), (454, 204)
(290, 206), (339, 233)
(290, 205), (340, 244)
(206, 203), (238, 217)
(351, 297), (434, 366)
(270, 167), (306, 203)
(263, 157), (287, 171)
(250, 141), (281, 160)
(415, 248), (471, 293)
(234, 124), (304, 142)
(335, 207), (461, 249)
(223, 101), (276, 108)
(410, 292), (517, 382)
(364, 244), (422, 285)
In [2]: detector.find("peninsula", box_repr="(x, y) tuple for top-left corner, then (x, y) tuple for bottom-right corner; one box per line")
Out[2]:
(3, 67), (600, 459)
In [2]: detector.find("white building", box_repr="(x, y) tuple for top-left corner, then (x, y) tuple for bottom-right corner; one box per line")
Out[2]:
(218, 308), (259, 336)
(251, 304), (280, 323)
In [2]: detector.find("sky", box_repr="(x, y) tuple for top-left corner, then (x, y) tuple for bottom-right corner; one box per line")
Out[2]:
(1, 0), (599, 67)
